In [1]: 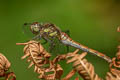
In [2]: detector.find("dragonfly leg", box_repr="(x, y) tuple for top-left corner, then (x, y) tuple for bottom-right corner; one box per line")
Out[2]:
(62, 30), (70, 52)
(32, 34), (41, 40)
(41, 38), (48, 45)
(49, 41), (56, 52)
(43, 37), (56, 52)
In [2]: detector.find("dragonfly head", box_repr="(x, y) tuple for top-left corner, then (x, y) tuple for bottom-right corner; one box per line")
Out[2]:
(24, 22), (42, 34)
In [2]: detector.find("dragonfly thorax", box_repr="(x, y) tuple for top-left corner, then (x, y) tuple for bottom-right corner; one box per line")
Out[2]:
(40, 23), (61, 38)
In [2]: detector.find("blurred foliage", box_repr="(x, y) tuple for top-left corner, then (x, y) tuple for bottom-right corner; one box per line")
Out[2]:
(0, 0), (120, 80)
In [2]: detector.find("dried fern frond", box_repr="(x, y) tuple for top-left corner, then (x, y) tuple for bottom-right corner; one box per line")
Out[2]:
(0, 53), (11, 76)
(16, 40), (63, 80)
(0, 53), (16, 80)
(62, 69), (77, 80)
(110, 46), (120, 69)
(106, 69), (120, 80)
(43, 64), (63, 80)
(66, 50), (102, 80)
(16, 40), (51, 67)
(106, 45), (120, 80)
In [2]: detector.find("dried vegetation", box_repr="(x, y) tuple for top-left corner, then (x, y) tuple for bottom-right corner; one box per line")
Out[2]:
(16, 40), (120, 80)
(0, 53), (16, 80)
(15, 27), (120, 80)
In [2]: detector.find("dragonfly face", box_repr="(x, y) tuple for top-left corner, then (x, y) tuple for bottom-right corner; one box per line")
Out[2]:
(30, 22), (42, 34)
(23, 22), (42, 35)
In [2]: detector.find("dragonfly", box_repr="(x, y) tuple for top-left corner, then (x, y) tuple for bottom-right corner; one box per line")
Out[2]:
(23, 22), (112, 63)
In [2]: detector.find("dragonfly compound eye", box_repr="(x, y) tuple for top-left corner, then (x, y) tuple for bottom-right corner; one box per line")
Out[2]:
(30, 24), (40, 34)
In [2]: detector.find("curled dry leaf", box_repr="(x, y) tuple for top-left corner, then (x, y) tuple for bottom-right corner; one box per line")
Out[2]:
(106, 69), (120, 80)
(62, 69), (77, 80)
(5, 72), (16, 80)
(0, 53), (16, 80)
(0, 53), (11, 76)
(107, 45), (120, 80)
(43, 64), (63, 80)
(66, 50), (102, 80)
(110, 45), (120, 69)
(53, 54), (66, 64)
(16, 40), (63, 80)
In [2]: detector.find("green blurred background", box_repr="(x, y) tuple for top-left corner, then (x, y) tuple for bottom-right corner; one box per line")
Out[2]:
(0, 0), (120, 80)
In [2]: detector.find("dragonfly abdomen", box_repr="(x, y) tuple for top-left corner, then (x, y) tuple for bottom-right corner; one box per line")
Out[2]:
(60, 32), (112, 63)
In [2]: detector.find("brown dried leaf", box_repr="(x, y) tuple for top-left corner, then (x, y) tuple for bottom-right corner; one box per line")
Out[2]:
(17, 40), (64, 80)
(0, 53), (11, 68)
(107, 45), (120, 80)
(67, 52), (102, 80)
(62, 69), (76, 80)
(0, 53), (16, 80)
(0, 53), (11, 76)
(5, 72), (16, 80)
(106, 69), (120, 80)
